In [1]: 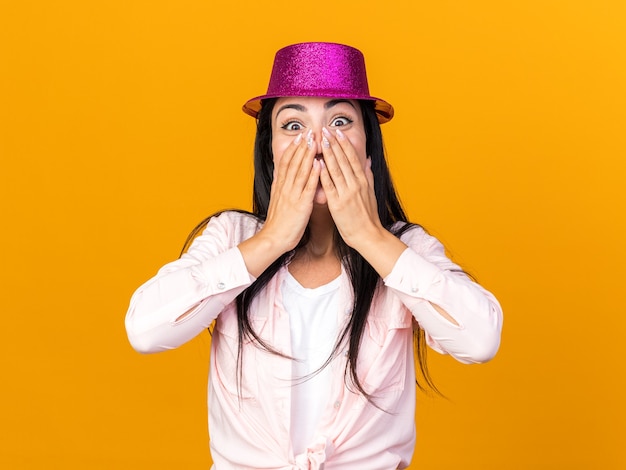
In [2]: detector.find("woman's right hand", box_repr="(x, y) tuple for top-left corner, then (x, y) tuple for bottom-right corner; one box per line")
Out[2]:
(238, 130), (321, 277)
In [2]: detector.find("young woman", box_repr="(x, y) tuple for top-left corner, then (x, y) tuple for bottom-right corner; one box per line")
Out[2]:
(125, 42), (503, 469)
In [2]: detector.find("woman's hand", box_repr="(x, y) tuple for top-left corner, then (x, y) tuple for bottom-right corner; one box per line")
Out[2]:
(318, 126), (383, 248)
(239, 130), (321, 277)
(264, 129), (321, 251)
(319, 126), (408, 277)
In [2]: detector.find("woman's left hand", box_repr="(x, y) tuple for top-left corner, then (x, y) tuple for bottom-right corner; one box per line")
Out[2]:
(318, 126), (384, 249)
(319, 126), (409, 278)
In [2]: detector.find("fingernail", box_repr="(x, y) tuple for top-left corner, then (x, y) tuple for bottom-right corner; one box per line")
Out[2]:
(322, 127), (331, 138)
(322, 136), (330, 148)
(294, 132), (303, 145)
(336, 128), (345, 140)
(307, 130), (314, 148)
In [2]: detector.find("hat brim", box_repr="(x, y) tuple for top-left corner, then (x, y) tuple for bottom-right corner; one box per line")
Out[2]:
(242, 94), (394, 124)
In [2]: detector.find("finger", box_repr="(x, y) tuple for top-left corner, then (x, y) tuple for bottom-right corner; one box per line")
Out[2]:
(332, 127), (363, 180)
(273, 132), (303, 183)
(322, 127), (350, 169)
(292, 129), (319, 187)
(318, 158), (338, 199)
(320, 127), (348, 189)
(364, 156), (375, 189)
(270, 132), (308, 206)
(329, 129), (362, 178)
(278, 130), (311, 188)
(303, 158), (323, 198)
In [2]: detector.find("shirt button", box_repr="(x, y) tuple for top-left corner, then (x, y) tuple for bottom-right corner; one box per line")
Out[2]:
(334, 401), (341, 409)
(411, 286), (418, 293)
(217, 282), (225, 290)
(344, 351), (349, 357)
(344, 307), (351, 316)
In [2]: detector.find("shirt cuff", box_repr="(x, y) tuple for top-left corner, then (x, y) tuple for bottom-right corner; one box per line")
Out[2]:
(193, 246), (255, 296)
(383, 247), (443, 297)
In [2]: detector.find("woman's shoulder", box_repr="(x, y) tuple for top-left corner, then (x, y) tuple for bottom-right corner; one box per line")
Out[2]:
(207, 210), (263, 240)
(390, 220), (427, 241)
(390, 221), (445, 255)
(213, 209), (262, 226)
(182, 210), (263, 254)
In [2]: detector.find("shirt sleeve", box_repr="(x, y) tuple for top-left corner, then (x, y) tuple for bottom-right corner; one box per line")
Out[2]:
(124, 212), (257, 353)
(383, 226), (503, 364)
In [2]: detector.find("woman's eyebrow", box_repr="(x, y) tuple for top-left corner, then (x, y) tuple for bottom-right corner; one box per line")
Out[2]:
(275, 104), (306, 119)
(324, 99), (357, 111)
(275, 100), (357, 120)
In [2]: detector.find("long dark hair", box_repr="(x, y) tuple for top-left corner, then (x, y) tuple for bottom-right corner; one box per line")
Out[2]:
(182, 98), (440, 404)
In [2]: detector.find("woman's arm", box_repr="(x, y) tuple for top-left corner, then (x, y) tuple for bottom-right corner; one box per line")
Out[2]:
(126, 133), (322, 354)
(346, 222), (502, 364)
(383, 227), (503, 364)
(124, 212), (256, 353)
(319, 127), (502, 363)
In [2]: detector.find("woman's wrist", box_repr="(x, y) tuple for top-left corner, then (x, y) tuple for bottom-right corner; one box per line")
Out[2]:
(348, 226), (408, 278)
(238, 230), (289, 278)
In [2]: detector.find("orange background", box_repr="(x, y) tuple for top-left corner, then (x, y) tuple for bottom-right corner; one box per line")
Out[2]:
(1, 1), (625, 468)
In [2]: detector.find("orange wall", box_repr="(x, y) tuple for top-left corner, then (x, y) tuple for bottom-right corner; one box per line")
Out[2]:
(1, 1), (624, 468)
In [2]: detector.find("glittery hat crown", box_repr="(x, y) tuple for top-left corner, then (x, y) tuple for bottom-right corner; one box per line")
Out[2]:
(242, 42), (394, 123)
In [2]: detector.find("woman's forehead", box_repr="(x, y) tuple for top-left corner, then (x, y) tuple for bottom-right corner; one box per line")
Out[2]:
(273, 97), (360, 116)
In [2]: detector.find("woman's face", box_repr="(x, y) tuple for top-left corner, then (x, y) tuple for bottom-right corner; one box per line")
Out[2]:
(271, 96), (367, 205)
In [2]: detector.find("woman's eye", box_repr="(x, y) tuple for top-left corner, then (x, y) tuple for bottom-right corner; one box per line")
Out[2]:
(331, 117), (352, 127)
(281, 121), (302, 131)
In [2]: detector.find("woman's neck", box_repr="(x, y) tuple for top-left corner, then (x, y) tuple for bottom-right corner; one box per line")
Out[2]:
(303, 206), (337, 259)
(289, 206), (341, 288)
